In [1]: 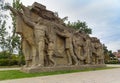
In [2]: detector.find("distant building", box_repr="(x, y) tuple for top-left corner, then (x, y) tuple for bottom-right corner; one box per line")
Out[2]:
(114, 50), (120, 61)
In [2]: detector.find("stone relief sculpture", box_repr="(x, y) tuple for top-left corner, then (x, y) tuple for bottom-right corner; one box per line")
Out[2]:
(8, 2), (105, 73)
(56, 30), (79, 65)
(84, 35), (92, 64)
(22, 15), (47, 67)
(47, 35), (56, 66)
(72, 31), (85, 64)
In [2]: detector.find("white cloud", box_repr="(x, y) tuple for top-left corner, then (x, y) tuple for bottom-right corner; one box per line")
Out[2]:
(106, 40), (120, 52)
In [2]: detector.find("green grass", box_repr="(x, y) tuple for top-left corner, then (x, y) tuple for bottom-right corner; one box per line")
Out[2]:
(0, 67), (118, 81)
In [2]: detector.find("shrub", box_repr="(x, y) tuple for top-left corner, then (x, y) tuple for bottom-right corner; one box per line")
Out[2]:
(0, 59), (21, 66)
(0, 51), (25, 66)
(0, 59), (9, 66)
(0, 53), (10, 59)
(105, 60), (119, 64)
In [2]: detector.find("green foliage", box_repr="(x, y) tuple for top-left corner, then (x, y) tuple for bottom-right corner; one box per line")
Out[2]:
(11, 35), (21, 50)
(7, 0), (22, 55)
(17, 54), (25, 66)
(0, 0), (8, 19)
(103, 45), (115, 58)
(105, 60), (119, 64)
(108, 50), (115, 57)
(0, 51), (10, 59)
(103, 44), (110, 61)
(0, 0), (8, 52)
(0, 59), (9, 66)
(103, 44), (108, 54)
(0, 58), (25, 66)
(0, 51), (25, 66)
(11, 0), (21, 36)
(66, 20), (92, 34)
(8, 0), (24, 66)
(0, 59), (19, 66)
(13, 0), (21, 10)
(0, 0), (23, 66)
(0, 20), (8, 51)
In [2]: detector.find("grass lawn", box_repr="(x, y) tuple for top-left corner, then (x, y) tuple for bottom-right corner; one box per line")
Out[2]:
(0, 67), (118, 81)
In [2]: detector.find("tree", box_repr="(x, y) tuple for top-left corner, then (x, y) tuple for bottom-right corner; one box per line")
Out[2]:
(103, 44), (108, 54)
(9, 0), (24, 66)
(103, 44), (110, 62)
(54, 11), (92, 34)
(0, 0), (5, 19)
(66, 20), (92, 34)
(108, 50), (115, 59)
(0, 0), (8, 19)
(9, 0), (22, 55)
(0, 21), (8, 51)
(0, 0), (8, 52)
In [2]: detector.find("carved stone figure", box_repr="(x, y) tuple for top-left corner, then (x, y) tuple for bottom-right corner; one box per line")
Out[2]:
(84, 35), (92, 64)
(91, 37), (98, 64)
(8, 2), (105, 73)
(73, 32), (85, 64)
(56, 30), (79, 65)
(22, 15), (47, 67)
(47, 37), (56, 66)
(8, 6), (36, 67)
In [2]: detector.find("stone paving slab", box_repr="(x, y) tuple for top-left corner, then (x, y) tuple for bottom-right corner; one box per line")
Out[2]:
(0, 67), (120, 83)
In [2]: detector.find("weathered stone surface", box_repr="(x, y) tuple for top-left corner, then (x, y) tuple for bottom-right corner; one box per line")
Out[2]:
(21, 64), (106, 73)
(8, 2), (106, 73)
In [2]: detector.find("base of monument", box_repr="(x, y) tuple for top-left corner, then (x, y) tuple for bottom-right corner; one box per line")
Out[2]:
(21, 64), (106, 73)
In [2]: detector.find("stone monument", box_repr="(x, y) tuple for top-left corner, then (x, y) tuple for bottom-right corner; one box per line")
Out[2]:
(8, 2), (106, 73)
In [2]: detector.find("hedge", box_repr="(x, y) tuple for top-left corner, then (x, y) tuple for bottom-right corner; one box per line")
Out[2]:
(105, 60), (119, 64)
(0, 59), (25, 66)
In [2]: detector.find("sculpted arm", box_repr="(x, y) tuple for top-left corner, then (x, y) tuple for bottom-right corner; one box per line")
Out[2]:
(21, 4), (27, 12)
(56, 31), (68, 38)
(21, 4), (31, 16)
(7, 6), (18, 16)
(22, 15), (35, 28)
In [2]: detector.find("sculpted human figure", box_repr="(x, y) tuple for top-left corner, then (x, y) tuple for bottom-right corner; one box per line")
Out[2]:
(91, 37), (97, 64)
(84, 35), (92, 64)
(56, 30), (79, 65)
(100, 44), (104, 64)
(73, 32), (85, 64)
(91, 37), (103, 64)
(22, 15), (47, 67)
(8, 6), (36, 67)
(47, 37), (56, 66)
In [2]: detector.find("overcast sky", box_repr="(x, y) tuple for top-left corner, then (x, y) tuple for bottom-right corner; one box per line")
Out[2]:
(5, 0), (120, 52)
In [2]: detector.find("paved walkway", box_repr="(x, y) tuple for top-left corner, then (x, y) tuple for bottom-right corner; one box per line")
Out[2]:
(0, 68), (20, 71)
(0, 67), (120, 83)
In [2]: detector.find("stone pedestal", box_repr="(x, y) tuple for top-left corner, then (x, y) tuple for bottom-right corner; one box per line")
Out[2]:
(21, 64), (106, 73)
